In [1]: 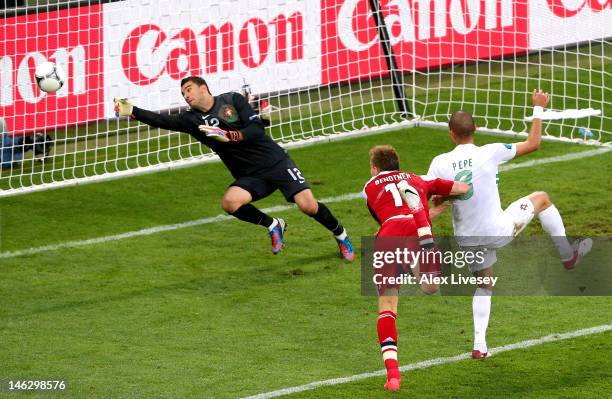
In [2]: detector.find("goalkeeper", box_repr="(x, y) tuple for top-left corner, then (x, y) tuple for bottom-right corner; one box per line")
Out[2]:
(114, 76), (354, 260)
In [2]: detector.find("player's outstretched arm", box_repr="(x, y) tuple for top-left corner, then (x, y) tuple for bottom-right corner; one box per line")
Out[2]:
(428, 181), (469, 218)
(424, 178), (469, 204)
(449, 181), (470, 196)
(113, 98), (191, 133)
(515, 89), (550, 157)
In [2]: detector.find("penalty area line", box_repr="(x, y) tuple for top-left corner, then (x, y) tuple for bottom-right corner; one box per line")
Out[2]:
(0, 147), (609, 259)
(241, 324), (612, 399)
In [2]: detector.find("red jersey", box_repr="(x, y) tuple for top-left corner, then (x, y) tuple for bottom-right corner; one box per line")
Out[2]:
(365, 171), (454, 292)
(363, 171), (454, 226)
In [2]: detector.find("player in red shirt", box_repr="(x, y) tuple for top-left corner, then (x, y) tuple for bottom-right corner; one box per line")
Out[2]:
(363, 145), (469, 391)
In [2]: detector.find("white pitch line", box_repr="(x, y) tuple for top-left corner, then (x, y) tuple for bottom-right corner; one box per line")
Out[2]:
(241, 324), (612, 399)
(499, 147), (610, 172)
(1, 148), (609, 259)
(0, 193), (362, 259)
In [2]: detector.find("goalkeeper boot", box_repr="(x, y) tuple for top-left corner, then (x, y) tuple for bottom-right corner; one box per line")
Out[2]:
(269, 218), (287, 255)
(335, 234), (355, 262)
(562, 238), (593, 270)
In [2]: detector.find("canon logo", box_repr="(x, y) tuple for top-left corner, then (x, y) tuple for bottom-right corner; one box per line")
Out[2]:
(121, 12), (304, 86)
(0, 47), (86, 106)
(338, 0), (514, 52)
(547, 0), (611, 17)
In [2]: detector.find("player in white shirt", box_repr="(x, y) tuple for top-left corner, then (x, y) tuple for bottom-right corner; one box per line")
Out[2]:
(427, 90), (593, 359)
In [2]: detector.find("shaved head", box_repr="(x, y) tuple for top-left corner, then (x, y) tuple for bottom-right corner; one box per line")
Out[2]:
(449, 111), (476, 138)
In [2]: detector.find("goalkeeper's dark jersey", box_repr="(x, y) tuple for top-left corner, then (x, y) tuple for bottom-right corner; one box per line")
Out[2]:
(131, 92), (288, 178)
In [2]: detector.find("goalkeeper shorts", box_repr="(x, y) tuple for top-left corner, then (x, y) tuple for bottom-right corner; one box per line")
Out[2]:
(230, 158), (310, 202)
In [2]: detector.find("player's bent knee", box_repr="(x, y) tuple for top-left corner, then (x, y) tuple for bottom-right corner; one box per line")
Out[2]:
(293, 190), (318, 215)
(222, 188), (252, 213)
(221, 201), (235, 213)
(221, 198), (244, 213)
(535, 191), (550, 202)
(295, 197), (318, 215)
(541, 192), (552, 207)
(298, 201), (318, 215)
(530, 191), (552, 211)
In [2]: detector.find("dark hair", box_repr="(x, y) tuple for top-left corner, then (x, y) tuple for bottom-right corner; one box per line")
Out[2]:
(448, 111), (476, 138)
(369, 145), (400, 171)
(180, 76), (210, 94)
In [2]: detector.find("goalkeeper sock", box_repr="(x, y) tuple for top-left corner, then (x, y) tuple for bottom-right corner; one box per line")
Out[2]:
(230, 204), (274, 228)
(377, 311), (400, 380)
(310, 202), (344, 236)
(335, 229), (347, 241)
(538, 205), (573, 260)
(267, 218), (278, 232)
(473, 288), (492, 352)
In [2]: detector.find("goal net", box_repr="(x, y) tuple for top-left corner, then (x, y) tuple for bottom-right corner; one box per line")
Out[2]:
(1, 0), (610, 196)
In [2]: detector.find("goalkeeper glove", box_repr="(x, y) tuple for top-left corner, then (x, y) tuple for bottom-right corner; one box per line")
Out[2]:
(198, 125), (242, 142)
(114, 98), (133, 117)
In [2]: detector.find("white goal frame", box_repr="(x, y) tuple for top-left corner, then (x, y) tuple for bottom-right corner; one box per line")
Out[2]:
(0, 0), (610, 197)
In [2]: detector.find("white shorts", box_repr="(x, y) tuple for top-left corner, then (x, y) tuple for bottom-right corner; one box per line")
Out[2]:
(504, 196), (536, 237)
(464, 247), (498, 273)
(466, 196), (535, 272)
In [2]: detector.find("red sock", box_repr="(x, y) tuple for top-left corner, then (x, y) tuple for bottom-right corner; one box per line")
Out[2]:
(377, 311), (400, 380)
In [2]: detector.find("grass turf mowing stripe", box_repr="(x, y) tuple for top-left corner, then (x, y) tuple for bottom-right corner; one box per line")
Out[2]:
(1, 147), (609, 259)
(241, 324), (612, 399)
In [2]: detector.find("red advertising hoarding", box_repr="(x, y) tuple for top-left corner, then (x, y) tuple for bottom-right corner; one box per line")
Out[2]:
(321, 0), (529, 84)
(0, 5), (104, 133)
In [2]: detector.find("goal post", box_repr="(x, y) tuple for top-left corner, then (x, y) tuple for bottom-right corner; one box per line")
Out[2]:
(0, 0), (610, 197)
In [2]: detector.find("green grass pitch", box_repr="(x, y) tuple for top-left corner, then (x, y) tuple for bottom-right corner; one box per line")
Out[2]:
(1, 127), (611, 398)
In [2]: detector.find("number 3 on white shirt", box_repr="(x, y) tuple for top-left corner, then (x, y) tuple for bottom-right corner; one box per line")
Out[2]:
(454, 170), (474, 200)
